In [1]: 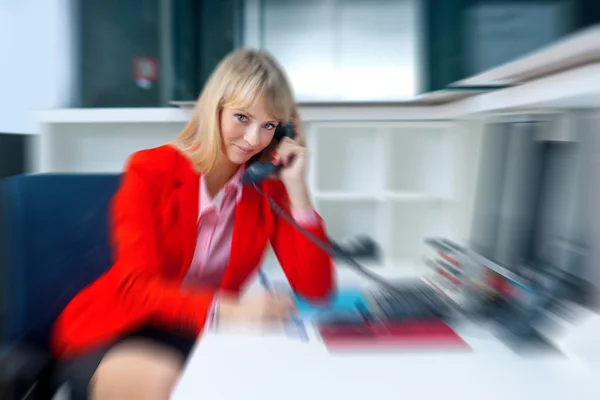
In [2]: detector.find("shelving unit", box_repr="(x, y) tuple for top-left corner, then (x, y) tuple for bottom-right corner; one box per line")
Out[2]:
(304, 120), (462, 270)
(32, 109), (189, 173)
(385, 124), (456, 200)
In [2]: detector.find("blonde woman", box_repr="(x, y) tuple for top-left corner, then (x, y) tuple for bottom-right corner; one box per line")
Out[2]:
(51, 49), (335, 400)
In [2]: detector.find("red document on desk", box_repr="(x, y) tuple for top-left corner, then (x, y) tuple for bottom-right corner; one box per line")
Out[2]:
(317, 319), (470, 351)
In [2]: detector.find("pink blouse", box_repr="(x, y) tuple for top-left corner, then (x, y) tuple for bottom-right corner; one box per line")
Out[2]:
(184, 166), (318, 287)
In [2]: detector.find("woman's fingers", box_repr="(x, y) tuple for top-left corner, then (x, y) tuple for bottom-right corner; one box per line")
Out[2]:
(265, 295), (296, 319)
(275, 138), (306, 166)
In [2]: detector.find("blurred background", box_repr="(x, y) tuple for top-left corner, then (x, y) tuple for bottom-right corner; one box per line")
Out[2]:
(3, 3), (600, 398)
(1, 0), (599, 117)
(1, 0), (600, 311)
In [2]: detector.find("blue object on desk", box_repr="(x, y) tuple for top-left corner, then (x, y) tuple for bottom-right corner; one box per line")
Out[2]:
(258, 270), (369, 322)
(294, 288), (368, 319)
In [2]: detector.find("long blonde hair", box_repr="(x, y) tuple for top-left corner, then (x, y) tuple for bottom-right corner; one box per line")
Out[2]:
(173, 48), (298, 174)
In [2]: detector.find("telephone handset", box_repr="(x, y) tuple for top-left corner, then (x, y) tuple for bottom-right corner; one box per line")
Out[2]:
(241, 122), (295, 185)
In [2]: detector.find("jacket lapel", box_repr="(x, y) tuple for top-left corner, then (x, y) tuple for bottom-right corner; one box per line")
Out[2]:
(173, 153), (200, 280)
(220, 184), (266, 290)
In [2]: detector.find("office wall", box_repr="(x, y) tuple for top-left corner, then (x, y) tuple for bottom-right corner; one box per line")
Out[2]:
(0, 0), (76, 134)
(78, 0), (162, 107)
(578, 112), (600, 290)
(424, 0), (599, 91)
(197, 0), (241, 93)
(464, 1), (576, 76)
(78, 0), (240, 105)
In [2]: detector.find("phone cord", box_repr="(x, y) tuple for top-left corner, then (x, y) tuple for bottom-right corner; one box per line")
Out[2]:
(251, 182), (401, 294)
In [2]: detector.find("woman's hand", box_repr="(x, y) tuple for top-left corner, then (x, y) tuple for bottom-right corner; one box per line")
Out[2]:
(217, 292), (296, 323)
(274, 118), (312, 210)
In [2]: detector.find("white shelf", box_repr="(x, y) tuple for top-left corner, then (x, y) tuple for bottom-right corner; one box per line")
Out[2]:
(312, 125), (385, 195)
(385, 125), (456, 198)
(454, 25), (600, 87)
(384, 191), (454, 202)
(305, 120), (454, 129)
(313, 191), (383, 201)
(307, 120), (463, 268)
(34, 121), (187, 172)
(314, 191), (454, 203)
(36, 107), (192, 124)
(458, 63), (600, 112)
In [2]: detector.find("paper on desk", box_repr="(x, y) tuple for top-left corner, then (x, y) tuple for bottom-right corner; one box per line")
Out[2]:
(198, 326), (325, 370)
(556, 312), (600, 371)
(213, 317), (308, 341)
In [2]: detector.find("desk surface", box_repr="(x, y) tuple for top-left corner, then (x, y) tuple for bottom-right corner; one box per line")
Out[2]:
(173, 273), (600, 400)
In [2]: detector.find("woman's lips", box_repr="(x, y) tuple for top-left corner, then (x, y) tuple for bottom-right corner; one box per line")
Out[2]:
(234, 144), (253, 154)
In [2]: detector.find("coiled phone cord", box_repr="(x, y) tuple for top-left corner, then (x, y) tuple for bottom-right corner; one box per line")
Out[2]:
(251, 182), (401, 295)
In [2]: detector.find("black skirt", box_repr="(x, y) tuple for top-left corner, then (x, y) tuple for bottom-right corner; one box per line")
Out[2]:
(56, 325), (196, 400)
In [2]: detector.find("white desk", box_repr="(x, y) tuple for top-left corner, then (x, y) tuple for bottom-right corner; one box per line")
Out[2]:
(173, 272), (600, 400)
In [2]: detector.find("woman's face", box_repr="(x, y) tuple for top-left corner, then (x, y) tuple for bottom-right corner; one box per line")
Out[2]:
(220, 96), (279, 165)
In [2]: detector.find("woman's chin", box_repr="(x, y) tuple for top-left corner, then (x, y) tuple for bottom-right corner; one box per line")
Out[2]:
(226, 151), (253, 165)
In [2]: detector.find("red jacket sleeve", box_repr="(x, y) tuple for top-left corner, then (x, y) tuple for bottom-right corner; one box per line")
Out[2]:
(107, 152), (215, 334)
(267, 182), (336, 301)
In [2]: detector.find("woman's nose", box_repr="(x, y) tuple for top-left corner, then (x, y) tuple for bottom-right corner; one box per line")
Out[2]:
(243, 125), (261, 146)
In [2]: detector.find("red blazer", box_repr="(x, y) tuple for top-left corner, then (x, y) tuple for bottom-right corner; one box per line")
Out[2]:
(51, 144), (335, 359)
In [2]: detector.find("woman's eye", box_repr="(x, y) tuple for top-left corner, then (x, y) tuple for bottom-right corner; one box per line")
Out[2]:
(235, 114), (248, 122)
(263, 123), (276, 130)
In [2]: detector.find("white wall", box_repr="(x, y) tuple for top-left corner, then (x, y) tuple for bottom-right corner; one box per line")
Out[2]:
(0, 0), (76, 134)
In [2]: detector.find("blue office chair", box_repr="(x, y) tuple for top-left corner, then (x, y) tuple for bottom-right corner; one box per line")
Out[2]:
(0, 173), (121, 399)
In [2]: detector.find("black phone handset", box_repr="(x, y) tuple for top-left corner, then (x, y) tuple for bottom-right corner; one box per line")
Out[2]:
(241, 122), (295, 185)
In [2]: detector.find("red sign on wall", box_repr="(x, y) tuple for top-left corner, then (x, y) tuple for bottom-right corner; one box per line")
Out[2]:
(133, 57), (159, 83)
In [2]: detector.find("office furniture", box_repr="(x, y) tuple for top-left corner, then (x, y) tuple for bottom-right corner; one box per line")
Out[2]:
(0, 134), (28, 179)
(78, 0), (162, 107)
(0, 174), (120, 400)
(172, 282), (600, 400)
(0, 133), (29, 333)
(468, 113), (599, 303)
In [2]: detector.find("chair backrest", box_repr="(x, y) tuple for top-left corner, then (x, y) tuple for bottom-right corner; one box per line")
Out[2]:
(0, 174), (121, 349)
